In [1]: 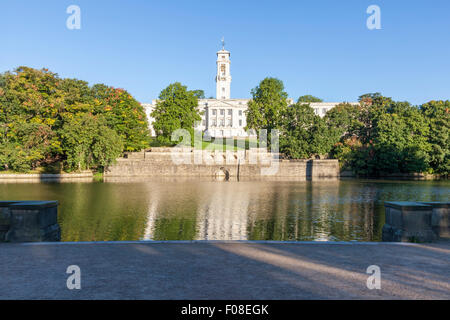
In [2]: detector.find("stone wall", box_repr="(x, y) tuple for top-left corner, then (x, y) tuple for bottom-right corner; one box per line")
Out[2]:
(106, 151), (339, 180)
(0, 172), (93, 183)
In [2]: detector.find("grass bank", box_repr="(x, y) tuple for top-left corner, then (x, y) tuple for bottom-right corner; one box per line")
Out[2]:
(150, 137), (259, 151)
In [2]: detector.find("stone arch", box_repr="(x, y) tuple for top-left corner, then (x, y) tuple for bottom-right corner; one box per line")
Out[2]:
(214, 167), (230, 181)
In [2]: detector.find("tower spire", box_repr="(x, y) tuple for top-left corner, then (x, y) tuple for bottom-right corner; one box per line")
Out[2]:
(221, 37), (225, 50)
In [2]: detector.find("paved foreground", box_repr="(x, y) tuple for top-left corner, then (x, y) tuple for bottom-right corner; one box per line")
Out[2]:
(0, 241), (449, 299)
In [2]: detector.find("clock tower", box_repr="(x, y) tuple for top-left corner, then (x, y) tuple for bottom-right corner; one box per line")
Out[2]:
(215, 38), (231, 100)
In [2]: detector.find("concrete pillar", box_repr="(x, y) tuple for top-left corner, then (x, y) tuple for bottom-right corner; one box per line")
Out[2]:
(382, 202), (437, 242)
(1, 201), (61, 242)
(420, 202), (450, 239)
(0, 201), (20, 241)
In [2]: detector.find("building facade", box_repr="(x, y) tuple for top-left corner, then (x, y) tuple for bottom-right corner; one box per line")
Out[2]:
(143, 44), (352, 138)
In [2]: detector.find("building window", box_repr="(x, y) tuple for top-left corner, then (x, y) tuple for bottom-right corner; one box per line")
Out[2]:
(220, 109), (224, 115)
(228, 109), (232, 115)
(220, 119), (225, 126)
(202, 120), (206, 126)
(212, 109), (217, 116)
(222, 87), (225, 92)
(239, 110), (242, 116)
(239, 120), (242, 126)
(322, 108), (327, 115)
(212, 119), (217, 127)
(227, 119), (232, 127)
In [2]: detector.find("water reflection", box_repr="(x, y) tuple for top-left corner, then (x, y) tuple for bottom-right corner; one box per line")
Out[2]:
(196, 183), (250, 240)
(0, 178), (448, 242)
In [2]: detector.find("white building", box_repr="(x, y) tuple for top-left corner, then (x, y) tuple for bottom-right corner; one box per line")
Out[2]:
(143, 42), (352, 138)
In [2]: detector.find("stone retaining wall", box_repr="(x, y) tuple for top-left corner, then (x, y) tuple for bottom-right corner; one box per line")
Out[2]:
(0, 172), (93, 183)
(105, 152), (339, 180)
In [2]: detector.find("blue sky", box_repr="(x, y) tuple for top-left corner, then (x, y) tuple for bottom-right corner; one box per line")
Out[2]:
(0, 0), (449, 105)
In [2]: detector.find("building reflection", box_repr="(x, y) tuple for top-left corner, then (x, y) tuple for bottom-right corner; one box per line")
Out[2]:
(196, 183), (250, 240)
(140, 179), (361, 242)
(142, 189), (159, 240)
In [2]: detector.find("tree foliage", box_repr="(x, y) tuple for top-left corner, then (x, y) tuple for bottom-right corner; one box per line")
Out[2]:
(280, 103), (336, 159)
(327, 94), (447, 176)
(91, 85), (150, 151)
(256, 86), (448, 176)
(246, 78), (288, 136)
(298, 95), (323, 103)
(0, 66), (149, 172)
(61, 113), (123, 171)
(421, 100), (450, 174)
(151, 82), (201, 146)
(191, 90), (205, 99)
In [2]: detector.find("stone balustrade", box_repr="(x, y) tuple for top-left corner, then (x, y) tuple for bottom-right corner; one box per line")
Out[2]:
(382, 201), (449, 242)
(0, 201), (60, 242)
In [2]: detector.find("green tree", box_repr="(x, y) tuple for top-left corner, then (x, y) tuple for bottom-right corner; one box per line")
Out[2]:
(246, 78), (288, 141)
(60, 113), (123, 171)
(151, 82), (201, 145)
(280, 103), (336, 159)
(324, 102), (364, 141)
(298, 95), (323, 103)
(420, 100), (449, 174)
(358, 93), (395, 144)
(337, 96), (432, 175)
(327, 95), (436, 176)
(372, 102), (431, 174)
(191, 90), (205, 99)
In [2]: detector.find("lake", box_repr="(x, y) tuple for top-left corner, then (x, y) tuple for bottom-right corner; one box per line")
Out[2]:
(0, 178), (449, 242)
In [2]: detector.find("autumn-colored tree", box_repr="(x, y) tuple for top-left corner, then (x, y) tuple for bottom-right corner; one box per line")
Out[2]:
(0, 66), (149, 172)
(91, 85), (150, 151)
